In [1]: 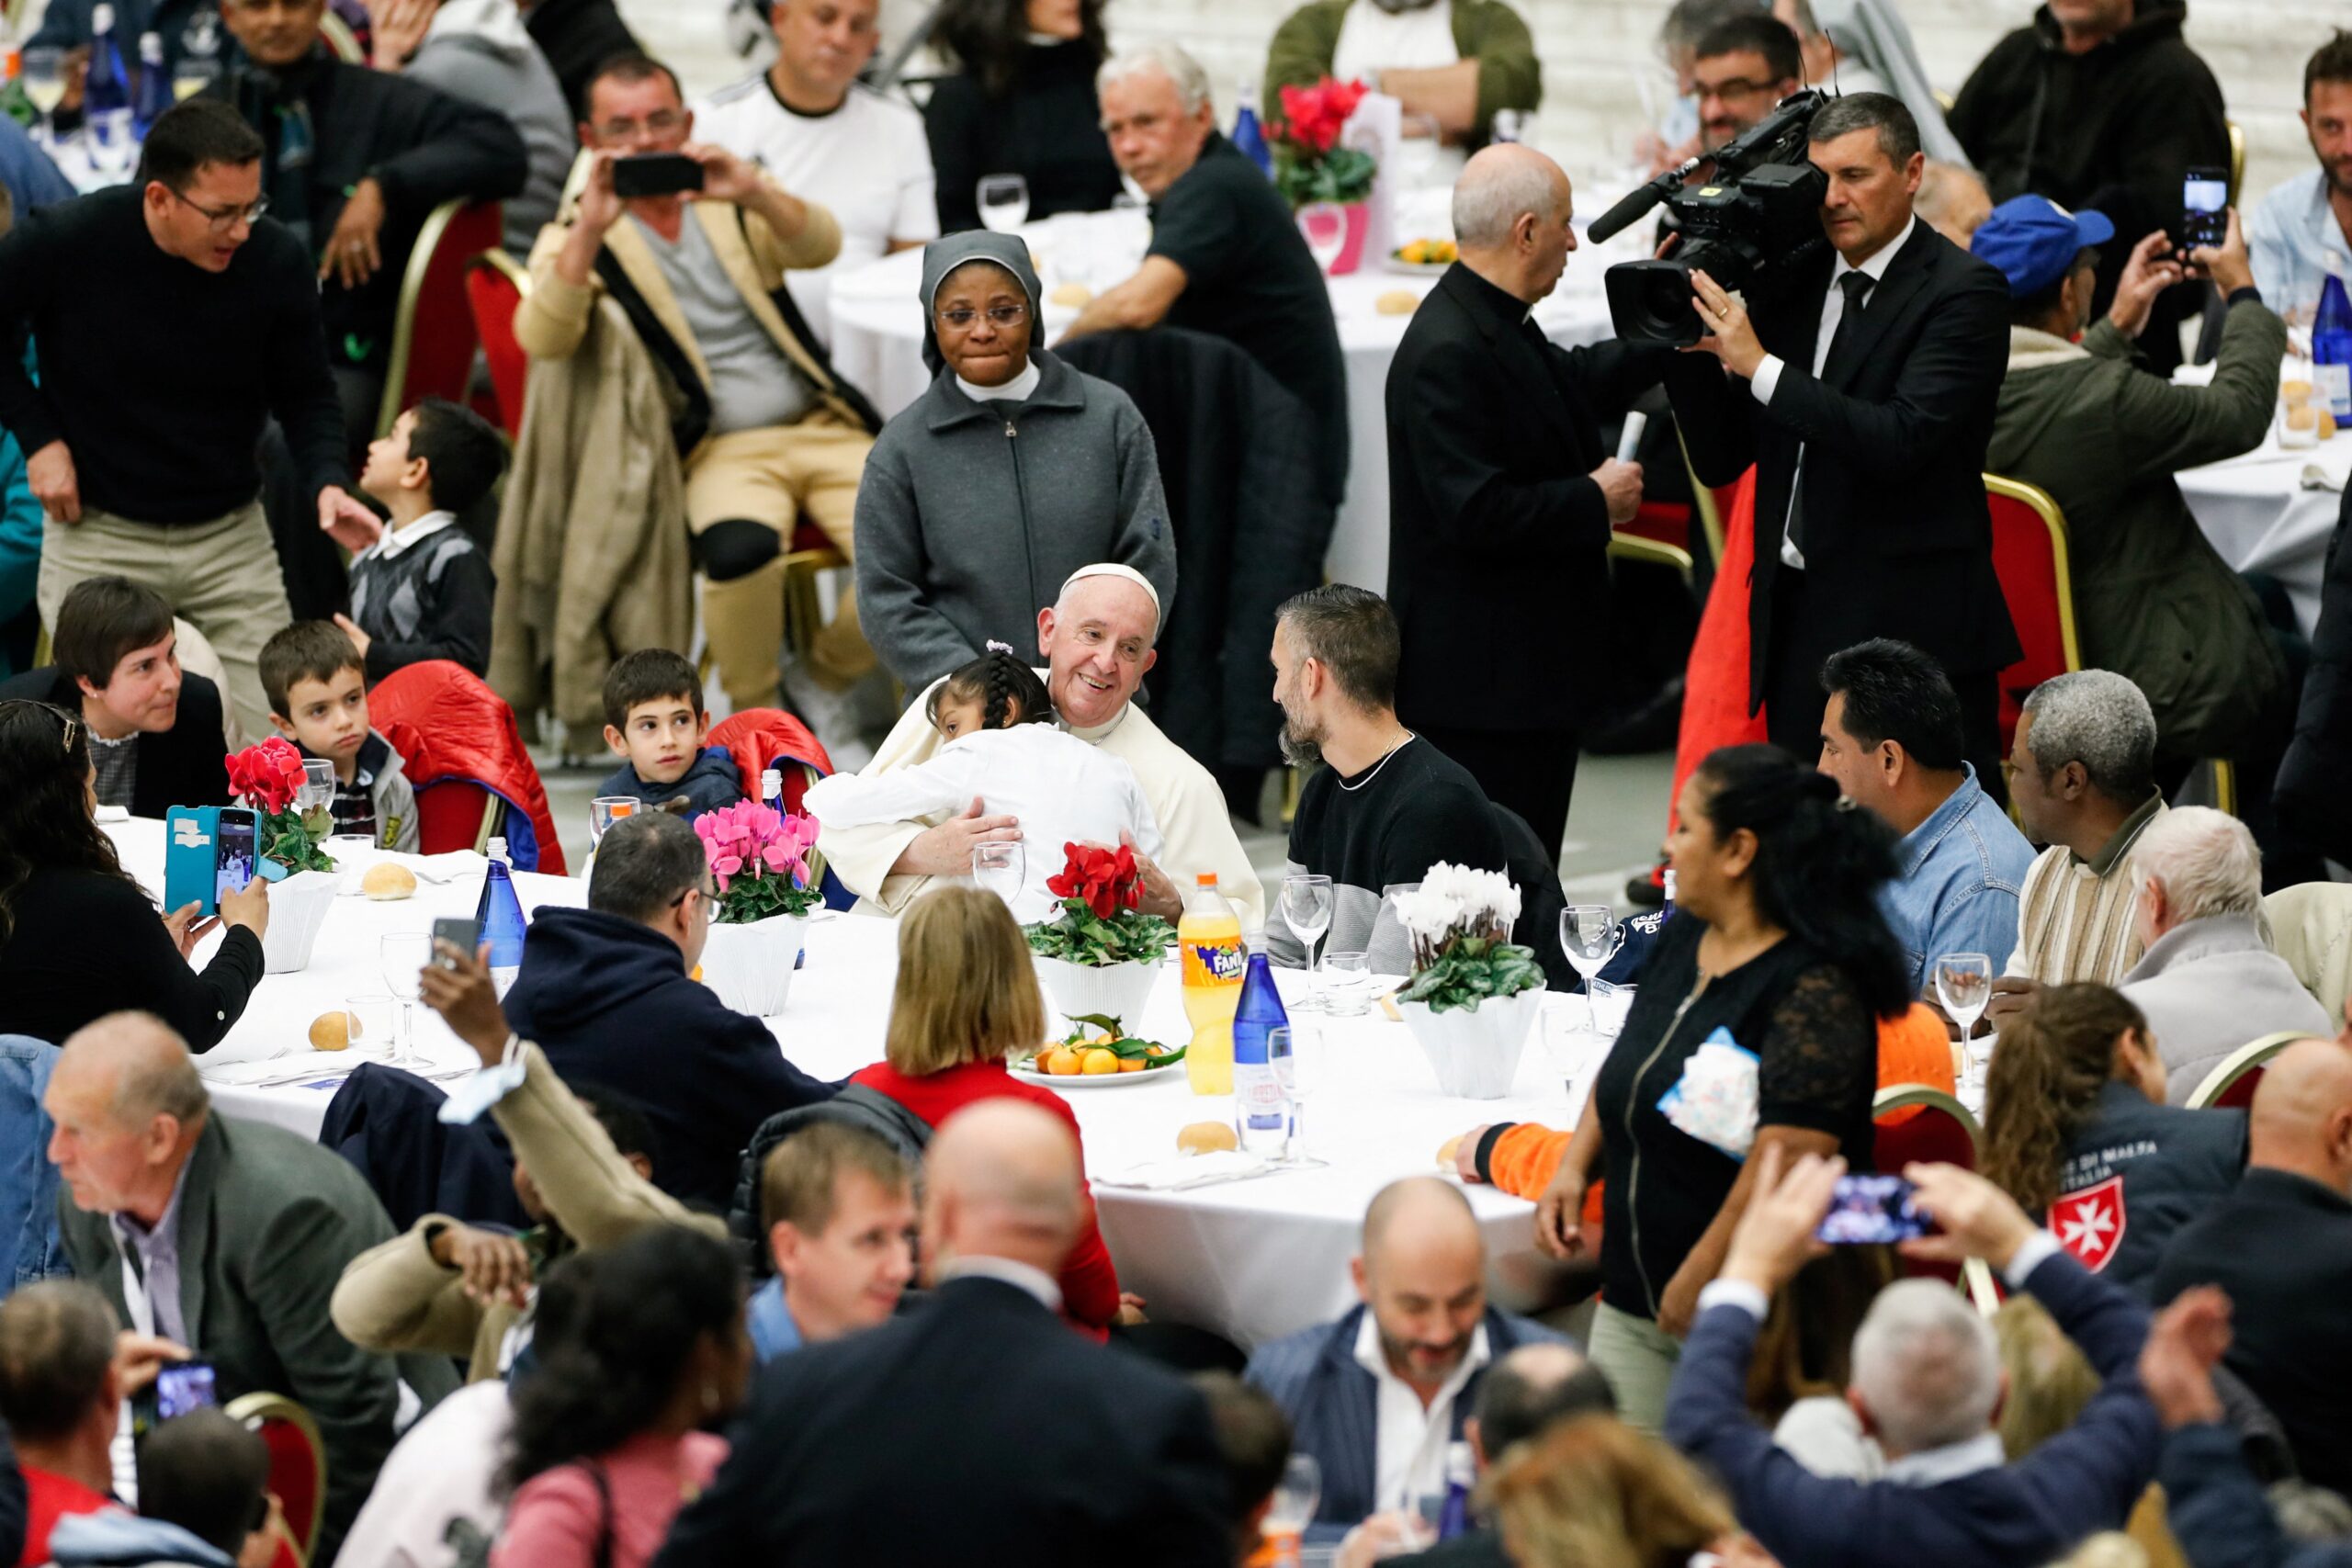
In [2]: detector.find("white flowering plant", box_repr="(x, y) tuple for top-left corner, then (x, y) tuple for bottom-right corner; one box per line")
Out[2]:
(1393, 863), (1545, 1015)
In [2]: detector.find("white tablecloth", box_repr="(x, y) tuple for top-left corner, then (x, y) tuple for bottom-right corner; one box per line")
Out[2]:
(2180, 427), (2350, 637)
(826, 202), (1640, 598)
(107, 818), (1589, 1348)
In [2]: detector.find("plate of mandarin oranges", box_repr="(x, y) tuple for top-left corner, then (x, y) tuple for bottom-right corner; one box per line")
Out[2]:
(1010, 1013), (1186, 1089)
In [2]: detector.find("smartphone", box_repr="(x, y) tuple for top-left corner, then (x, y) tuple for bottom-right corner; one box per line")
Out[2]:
(2180, 167), (2229, 253)
(132, 1360), (218, 1438)
(213, 807), (257, 908)
(612, 152), (705, 198)
(1815, 1174), (1928, 1245)
(431, 917), (481, 968)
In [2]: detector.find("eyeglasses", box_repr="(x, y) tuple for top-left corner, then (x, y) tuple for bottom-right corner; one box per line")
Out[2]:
(935, 304), (1030, 330)
(0, 699), (79, 752)
(594, 110), (684, 141)
(670, 878), (721, 910)
(1694, 75), (1782, 102)
(165, 185), (269, 232)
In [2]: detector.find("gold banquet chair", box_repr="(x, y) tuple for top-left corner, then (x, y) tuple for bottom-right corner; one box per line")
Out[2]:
(374, 197), (505, 440)
(2184, 1031), (2307, 1111)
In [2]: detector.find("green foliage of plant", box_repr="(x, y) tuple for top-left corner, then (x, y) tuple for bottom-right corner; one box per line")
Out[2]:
(264, 806), (336, 874)
(1273, 143), (1377, 207)
(1397, 936), (1545, 1015)
(1024, 898), (1174, 967)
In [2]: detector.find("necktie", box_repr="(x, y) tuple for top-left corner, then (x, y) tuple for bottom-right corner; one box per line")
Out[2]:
(1788, 271), (1877, 557)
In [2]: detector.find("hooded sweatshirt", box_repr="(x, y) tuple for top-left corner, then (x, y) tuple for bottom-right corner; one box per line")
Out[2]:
(502, 906), (836, 1207)
(401, 0), (576, 257)
(46, 1510), (237, 1568)
(854, 231), (1177, 692)
(597, 743), (744, 820)
(1947, 0), (2229, 240)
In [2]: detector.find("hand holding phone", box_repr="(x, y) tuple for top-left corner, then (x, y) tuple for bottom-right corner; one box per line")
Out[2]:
(2178, 167), (2229, 255)
(611, 152), (705, 199)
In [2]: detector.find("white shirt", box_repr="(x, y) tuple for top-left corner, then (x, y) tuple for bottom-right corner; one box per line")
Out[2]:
(2248, 168), (2352, 324)
(1330, 0), (1460, 88)
(804, 722), (1165, 924)
(694, 73), (939, 347)
(334, 1380), (514, 1568)
(1751, 213), (1918, 570)
(1352, 1310), (1491, 1514)
(939, 1255), (1065, 1313)
(359, 509), (459, 565)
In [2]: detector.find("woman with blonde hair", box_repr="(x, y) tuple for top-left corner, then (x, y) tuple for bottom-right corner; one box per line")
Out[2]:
(847, 883), (1123, 1333)
(1486, 1414), (1763, 1568)
(1979, 984), (2244, 1292)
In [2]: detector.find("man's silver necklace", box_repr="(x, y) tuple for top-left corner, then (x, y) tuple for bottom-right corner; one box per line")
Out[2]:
(1338, 731), (1416, 792)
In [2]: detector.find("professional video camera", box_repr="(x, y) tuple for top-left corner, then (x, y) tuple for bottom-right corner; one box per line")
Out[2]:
(1590, 89), (1833, 347)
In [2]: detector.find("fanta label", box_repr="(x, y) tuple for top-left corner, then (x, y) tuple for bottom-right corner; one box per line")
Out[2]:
(1182, 942), (1246, 987)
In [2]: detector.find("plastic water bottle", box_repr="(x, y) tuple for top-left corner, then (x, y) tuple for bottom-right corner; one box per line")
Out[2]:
(131, 32), (171, 140)
(2315, 272), (2352, 422)
(1230, 941), (1291, 1154)
(1232, 83), (1272, 177)
(1180, 874), (1245, 1095)
(1662, 867), (1677, 923)
(1436, 1441), (1476, 1539)
(475, 836), (528, 996)
(760, 766), (784, 815)
(85, 6), (133, 167)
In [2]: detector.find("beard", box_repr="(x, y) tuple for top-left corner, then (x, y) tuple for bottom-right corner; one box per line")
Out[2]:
(1279, 712), (1324, 770)
(2326, 154), (2352, 201)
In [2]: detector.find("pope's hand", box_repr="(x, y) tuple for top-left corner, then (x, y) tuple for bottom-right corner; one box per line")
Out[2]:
(895, 796), (1022, 878)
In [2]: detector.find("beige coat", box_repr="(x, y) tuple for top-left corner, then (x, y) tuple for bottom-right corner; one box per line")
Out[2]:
(329, 1042), (727, 1382)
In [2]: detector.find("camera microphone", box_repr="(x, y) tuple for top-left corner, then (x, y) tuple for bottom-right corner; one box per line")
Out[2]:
(1588, 165), (1691, 244)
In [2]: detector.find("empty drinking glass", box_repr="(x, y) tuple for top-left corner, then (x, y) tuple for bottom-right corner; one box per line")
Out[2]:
(341, 994), (395, 1061)
(1298, 201), (1348, 275)
(1269, 1022), (1325, 1168)
(588, 795), (637, 845)
(977, 173), (1030, 233)
(300, 758), (337, 815)
(1936, 952), (1995, 1094)
(1559, 906), (1624, 1028)
(972, 840), (1024, 908)
(1281, 873), (1333, 1011)
(381, 933), (432, 1069)
(1319, 950), (1372, 1016)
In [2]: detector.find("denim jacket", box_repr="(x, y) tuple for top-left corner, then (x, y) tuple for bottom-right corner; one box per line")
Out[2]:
(0, 1034), (67, 1287)
(1879, 764), (2038, 996)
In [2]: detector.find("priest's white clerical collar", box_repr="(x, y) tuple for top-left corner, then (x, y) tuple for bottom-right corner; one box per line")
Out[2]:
(956, 359), (1042, 405)
(1059, 706), (1128, 743)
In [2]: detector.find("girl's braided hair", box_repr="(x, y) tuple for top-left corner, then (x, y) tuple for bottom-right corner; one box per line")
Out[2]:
(932, 641), (1054, 733)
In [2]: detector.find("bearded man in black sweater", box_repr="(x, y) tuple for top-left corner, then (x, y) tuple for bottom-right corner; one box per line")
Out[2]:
(0, 100), (370, 741)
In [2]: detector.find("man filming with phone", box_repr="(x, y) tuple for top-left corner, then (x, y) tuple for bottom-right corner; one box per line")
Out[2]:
(1663, 92), (2018, 793)
(517, 52), (885, 734)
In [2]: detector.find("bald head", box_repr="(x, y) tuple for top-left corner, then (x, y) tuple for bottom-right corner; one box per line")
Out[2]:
(1363, 1174), (1480, 1264)
(1355, 1177), (1489, 1393)
(45, 1013), (207, 1224)
(57, 1012), (207, 1127)
(2248, 1038), (2352, 1194)
(1472, 1342), (1614, 1465)
(1450, 145), (1577, 305)
(922, 1100), (1085, 1281)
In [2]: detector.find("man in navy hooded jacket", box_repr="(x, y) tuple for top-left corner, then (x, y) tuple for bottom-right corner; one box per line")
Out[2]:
(503, 811), (833, 1209)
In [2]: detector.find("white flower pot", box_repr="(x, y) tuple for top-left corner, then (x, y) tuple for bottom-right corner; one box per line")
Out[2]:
(260, 870), (340, 975)
(1033, 953), (1162, 1032)
(1399, 987), (1544, 1100)
(699, 914), (809, 1018)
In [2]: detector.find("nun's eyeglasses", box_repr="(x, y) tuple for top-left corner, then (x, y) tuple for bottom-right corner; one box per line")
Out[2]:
(935, 304), (1030, 329)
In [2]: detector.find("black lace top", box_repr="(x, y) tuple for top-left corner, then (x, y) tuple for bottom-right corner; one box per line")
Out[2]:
(1590, 914), (1879, 1321)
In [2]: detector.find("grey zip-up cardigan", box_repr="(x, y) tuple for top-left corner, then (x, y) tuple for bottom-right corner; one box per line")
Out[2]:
(854, 348), (1178, 694)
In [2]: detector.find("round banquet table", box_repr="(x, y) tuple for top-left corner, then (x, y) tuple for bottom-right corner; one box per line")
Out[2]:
(107, 818), (1592, 1349)
(2179, 425), (2351, 638)
(825, 199), (1643, 597)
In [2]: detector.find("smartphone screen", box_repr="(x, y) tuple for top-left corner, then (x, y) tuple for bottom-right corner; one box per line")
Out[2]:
(214, 811), (256, 906)
(155, 1362), (218, 1421)
(1815, 1174), (1928, 1245)
(612, 152), (705, 198)
(2181, 170), (2228, 251)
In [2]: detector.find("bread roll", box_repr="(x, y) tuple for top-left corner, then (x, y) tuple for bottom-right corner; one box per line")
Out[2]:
(2282, 378), (2314, 405)
(2286, 403), (2319, 433)
(1436, 1134), (1464, 1168)
(1050, 281), (1093, 307)
(1375, 290), (1419, 316)
(1177, 1122), (1238, 1156)
(362, 862), (417, 901)
(309, 1010), (356, 1052)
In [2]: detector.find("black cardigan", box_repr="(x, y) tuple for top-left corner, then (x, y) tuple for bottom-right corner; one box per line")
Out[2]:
(924, 41), (1123, 233)
(0, 667), (232, 819)
(0, 867), (264, 1049)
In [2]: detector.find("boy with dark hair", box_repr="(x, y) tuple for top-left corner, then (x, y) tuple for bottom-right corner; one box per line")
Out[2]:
(0, 575), (230, 813)
(327, 397), (504, 681)
(597, 648), (742, 818)
(258, 621), (420, 851)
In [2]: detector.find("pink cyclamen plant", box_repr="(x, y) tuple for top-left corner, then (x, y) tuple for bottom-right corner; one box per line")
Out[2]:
(692, 800), (822, 923)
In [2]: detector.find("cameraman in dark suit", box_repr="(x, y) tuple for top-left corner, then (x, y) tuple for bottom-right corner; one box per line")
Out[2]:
(1386, 143), (1666, 861)
(1665, 93), (2018, 788)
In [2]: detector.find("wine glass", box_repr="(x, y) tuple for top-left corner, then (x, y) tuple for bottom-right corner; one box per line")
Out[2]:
(588, 795), (637, 845)
(1269, 1022), (1324, 1168)
(972, 840), (1024, 908)
(300, 758), (337, 815)
(1558, 905), (1624, 1029)
(1281, 873), (1333, 1012)
(1936, 952), (1995, 1096)
(380, 933), (432, 1069)
(172, 54), (221, 102)
(21, 49), (67, 138)
(977, 173), (1030, 234)
(1297, 201), (1348, 276)
(1261, 1452), (1322, 1543)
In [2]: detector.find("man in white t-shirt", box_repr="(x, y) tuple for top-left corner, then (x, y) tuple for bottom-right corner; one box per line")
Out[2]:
(695, 0), (938, 346)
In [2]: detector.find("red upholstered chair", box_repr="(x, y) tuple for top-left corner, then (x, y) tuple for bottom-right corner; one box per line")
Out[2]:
(709, 707), (837, 811)
(1984, 474), (2082, 759)
(2186, 1031), (2307, 1111)
(373, 200), (504, 440)
(1874, 1083), (1984, 1293)
(226, 1392), (324, 1568)
(466, 249), (530, 441)
(370, 661), (566, 874)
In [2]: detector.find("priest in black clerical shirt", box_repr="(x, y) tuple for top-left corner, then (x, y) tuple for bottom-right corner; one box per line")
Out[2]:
(1385, 144), (1668, 863)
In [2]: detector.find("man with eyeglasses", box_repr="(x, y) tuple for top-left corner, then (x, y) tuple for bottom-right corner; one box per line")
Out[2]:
(0, 100), (368, 739)
(1691, 15), (1804, 158)
(517, 51), (888, 759)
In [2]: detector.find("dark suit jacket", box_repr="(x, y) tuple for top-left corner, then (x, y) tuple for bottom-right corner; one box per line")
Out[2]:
(0, 666), (230, 817)
(1665, 1250), (2157, 1568)
(2152, 1168), (2352, 1500)
(56, 1115), (450, 1567)
(1664, 220), (2020, 706)
(1387, 263), (1665, 732)
(650, 1273), (1232, 1565)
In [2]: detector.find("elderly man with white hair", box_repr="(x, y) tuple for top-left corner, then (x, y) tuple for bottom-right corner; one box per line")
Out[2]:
(1665, 1146), (2160, 1568)
(2116, 807), (2332, 1104)
(816, 562), (1265, 928)
(1383, 141), (1665, 859)
(1061, 41), (1349, 505)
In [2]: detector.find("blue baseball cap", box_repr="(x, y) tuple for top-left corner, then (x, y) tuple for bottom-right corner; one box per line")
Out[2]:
(1971, 196), (2115, 298)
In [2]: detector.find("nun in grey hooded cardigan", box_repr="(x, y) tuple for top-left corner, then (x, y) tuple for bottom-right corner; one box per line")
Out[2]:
(853, 231), (1178, 694)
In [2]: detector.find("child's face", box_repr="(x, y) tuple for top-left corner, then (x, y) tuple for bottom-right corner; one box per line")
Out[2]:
(605, 695), (707, 784)
(357, 410), (425, 505)
(273, 666), (369, 778)
(932, 694), (988, 740)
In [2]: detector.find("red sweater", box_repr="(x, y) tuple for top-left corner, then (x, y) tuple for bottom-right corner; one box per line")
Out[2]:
(21, 1468), (115, 1566)
(849, 1059), (1121, 1331)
